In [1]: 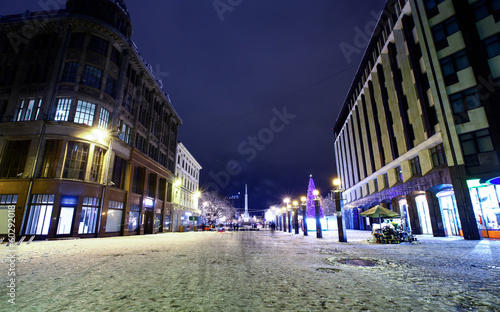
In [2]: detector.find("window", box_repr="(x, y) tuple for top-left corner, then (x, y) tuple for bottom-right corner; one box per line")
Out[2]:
(473, 0), (500, 22)
(383, 173), (389, 189)
(98, 108), (110, 130)
(440, 50), (470, 86)
(410, 156), (421, 175)
(449, 87), (481, 124)
(431, 16), (459, 50)
(396, 166), (403, 182)
(104, 74), (117, 98)
(0, 140), (30, 178)
(485, 34), (500, 59)
(89, 147), (105, 183)
(111, 155), (126, 189)
(81, 64), (102, 89)
(117, 120), (131, 144)
(106, 200), (123, 232)
(136, 134), (146, 152)
(424, 0), (445, 18)
(63, 141), (89, 180)
(54, 98), (71, 121)
(79, 197), (100, 234)
(110, 46), (121, 65)
(25, 194), (55, 235)
(147, 173), (157, 198)
(430, 143), (447, 167)
(69, 33), (85, 49)
(132, 166), (145, 194)
(88, 35), (108, 56)
(61, 62), (79, 82)
(40, 140), (62, 178)
(74, 100), (96, 126)
(159, 178), (167, 201)
(128, 205), (140, 232)
(15, 99), (42, 121)
(0, 195), (18, 234)
(460, 129), (495, 167)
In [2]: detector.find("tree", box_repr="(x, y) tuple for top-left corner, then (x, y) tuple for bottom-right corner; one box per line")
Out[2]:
(321, 195), (336, 217)
(306, 175), (323, 218)
(199, 192), (235, 225)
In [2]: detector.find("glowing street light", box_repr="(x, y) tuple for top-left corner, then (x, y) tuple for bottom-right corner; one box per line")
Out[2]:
(332, 178), (347, 242)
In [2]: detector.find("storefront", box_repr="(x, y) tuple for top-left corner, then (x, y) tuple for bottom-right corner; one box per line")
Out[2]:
(436, 189), (461, 236)
(467, 179), (500, 239)
(415, 195), (432, 235)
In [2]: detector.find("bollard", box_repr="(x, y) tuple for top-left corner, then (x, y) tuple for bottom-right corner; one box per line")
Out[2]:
(17, 236), (26, 245)
(27, 235), (36, 244)
(0, 237), (4, 244)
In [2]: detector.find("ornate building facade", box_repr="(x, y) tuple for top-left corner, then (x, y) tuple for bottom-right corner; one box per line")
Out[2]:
(333, 0), (500, 239)
(0, 0), (182, 239)
(172, 142), (202, 231)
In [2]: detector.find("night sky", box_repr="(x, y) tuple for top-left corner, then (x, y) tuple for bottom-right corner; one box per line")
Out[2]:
(2, 0), (387, 215)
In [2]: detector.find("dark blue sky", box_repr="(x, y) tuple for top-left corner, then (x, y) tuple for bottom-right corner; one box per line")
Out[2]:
(2, 0), (387, 215)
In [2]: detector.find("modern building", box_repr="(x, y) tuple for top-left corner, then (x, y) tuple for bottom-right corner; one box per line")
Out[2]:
(0, 0), (182, 239)
(333, 0), (500, 239)
(172, 142), (202, 231)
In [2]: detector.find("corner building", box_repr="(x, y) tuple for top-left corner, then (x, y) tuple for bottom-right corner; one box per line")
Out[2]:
(172, 142), (202, 232)
(333, 0), (500, 239)
(0, 0), (182, 239)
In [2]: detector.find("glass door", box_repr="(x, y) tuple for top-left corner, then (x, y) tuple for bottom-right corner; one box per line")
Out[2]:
(415, 195), (433, 234)
(57, 207), (75, 235)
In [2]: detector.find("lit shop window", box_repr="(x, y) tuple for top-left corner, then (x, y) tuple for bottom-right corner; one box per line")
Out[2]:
(79, 197), (100, 234)
(106, 201), (123, 232)
(0, 195), (17, 234)
(15, 99), (42, 121)
(128, 204), (140, 232)
(25, 194), (55, 236)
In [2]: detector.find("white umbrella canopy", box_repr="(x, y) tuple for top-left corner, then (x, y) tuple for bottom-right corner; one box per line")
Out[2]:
(360, 205), (400, 230)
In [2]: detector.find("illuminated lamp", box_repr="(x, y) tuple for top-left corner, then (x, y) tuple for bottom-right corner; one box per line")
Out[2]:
(486, 176), (500, 185)
(436, 189), (454, 198)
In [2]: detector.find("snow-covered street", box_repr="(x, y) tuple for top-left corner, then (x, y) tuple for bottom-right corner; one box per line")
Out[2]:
(1, 230), (500, 311)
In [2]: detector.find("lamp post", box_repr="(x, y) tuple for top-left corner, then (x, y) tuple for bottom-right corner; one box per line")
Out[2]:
(284, 198), (291, 233)
(313, 189), (322, 238)
(333, 178), (347, 242)
(301, 196), (307, 236)
(292, 200), (299, 234)
(282, 207), (287, 232)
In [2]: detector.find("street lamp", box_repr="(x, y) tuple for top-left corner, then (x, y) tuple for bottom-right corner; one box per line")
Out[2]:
(284, 198), (291, 233)
(313, 189), (322, 238)
(300, 196), (307, 236)
(332, 178), (347, 242)
(281, 207), (287, 232)
(292, 200), (299, 234)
